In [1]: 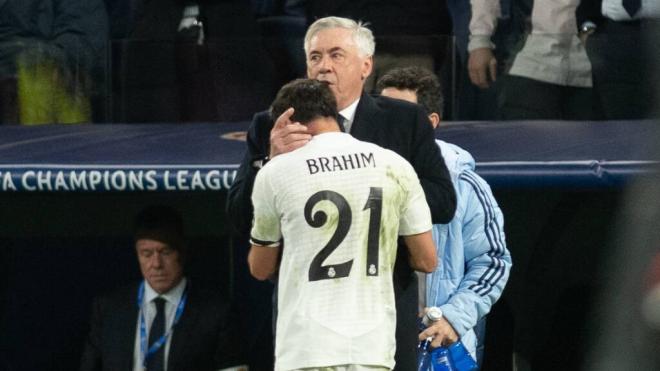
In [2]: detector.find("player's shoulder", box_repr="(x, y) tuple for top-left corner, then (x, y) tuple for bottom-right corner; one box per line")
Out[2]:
(357, 139), (413, 168)
(258, 145), (307, 178)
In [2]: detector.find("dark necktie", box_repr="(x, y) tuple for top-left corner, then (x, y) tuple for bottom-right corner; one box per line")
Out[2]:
(337, 115), (347, 132)
(146, 297), (166, 371)
(623, 0), (641, 17)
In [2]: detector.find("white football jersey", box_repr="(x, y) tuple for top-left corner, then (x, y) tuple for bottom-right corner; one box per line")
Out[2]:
(250, 132), (432, 370)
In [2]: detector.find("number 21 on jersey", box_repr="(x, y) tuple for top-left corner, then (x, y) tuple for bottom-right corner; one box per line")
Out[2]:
(304, 187), (382, 281)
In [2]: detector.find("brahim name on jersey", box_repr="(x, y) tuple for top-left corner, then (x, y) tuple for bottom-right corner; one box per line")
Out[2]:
(306, 152), (376, 175)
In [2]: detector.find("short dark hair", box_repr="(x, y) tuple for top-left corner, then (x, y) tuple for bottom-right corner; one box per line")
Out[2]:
(270, 79), (338, 124)
(376, 66), (444, 118)
(133, 205), (186, 255)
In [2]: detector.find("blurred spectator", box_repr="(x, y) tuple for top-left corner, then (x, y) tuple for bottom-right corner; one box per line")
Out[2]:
(377, 66), (512, 368)
(448, 0), (525, 120)
(107, 0), (277, 123)
(578, 0), (660, 119)
(305, 0), (453, 94)
(468, 0), (594, 120)
(0, 0), (109, 125)
(585, 24), (660, 371)
(586, 168), (660, 370)
(250, 0), (308, 89)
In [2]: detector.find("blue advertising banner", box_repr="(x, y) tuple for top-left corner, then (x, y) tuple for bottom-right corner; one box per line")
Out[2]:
(0, 120), (657, 192)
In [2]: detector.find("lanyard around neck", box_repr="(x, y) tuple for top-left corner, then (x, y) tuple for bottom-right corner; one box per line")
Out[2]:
(137, 280), (188, 368)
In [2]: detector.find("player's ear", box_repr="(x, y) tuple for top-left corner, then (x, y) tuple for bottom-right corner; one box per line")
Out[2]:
(428, 113), (440, 129)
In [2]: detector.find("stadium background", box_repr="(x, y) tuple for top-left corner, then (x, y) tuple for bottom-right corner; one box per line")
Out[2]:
(0, 1), (659, 369)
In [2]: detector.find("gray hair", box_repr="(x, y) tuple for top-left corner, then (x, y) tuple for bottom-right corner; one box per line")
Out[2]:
(304, 16), (375, 58)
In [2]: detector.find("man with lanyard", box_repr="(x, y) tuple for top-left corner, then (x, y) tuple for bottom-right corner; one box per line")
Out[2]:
(80, 205), (242, 371)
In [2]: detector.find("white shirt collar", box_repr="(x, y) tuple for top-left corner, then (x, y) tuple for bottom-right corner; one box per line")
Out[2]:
(143, 277), (187, 306)
(338, 97), (360, 133)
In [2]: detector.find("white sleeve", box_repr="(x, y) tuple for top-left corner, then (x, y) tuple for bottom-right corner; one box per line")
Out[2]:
(249, 168), (282, 247)
(398, 160), (433, 236)
(468, 0), (501, 51)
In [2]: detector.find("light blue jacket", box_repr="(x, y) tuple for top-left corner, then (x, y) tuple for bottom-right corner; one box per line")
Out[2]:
(425, 140), (512, 357)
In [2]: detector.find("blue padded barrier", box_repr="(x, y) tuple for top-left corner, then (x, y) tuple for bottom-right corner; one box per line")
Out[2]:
(0, 120), (657, 192)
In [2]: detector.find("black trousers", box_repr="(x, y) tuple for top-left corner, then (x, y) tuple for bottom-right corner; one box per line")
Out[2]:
(585, 18), (660, 120)
(0, 77), (18, 124)
(498, 75), (593, 120)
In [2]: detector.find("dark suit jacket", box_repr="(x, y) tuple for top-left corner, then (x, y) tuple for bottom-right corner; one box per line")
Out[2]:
(227, 91), (455, 233)
(227, 92), (456, 370)
(80, 281), (239, 371)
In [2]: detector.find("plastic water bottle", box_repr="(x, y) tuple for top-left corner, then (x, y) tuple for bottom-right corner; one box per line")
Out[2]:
(417, 307), (478, 371)
(429, 346), (455, 371)
(418, 308), (452, 371)
(446, 341), (478, 370)
(417, 337), (433, 371)
(419, 337), (456, 371)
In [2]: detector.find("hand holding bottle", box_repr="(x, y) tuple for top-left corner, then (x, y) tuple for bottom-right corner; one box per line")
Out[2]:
(417, 307), (478, 371)
(418, 307), (459, 349)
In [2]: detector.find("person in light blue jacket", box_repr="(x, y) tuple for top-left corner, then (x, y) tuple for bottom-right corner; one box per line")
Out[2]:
(378, 66), (512, 367)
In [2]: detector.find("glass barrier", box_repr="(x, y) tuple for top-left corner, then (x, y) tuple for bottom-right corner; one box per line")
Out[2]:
(457, 28), (660, 121)
(0, 39), (106, 125)
(2, 27), (660, 125)
(106, 35), (457, 124)
(0, 35), (458, 124)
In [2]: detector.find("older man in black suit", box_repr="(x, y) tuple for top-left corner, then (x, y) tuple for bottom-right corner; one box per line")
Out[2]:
(80, 205), (241, 371)
(227, 16), (456, 370)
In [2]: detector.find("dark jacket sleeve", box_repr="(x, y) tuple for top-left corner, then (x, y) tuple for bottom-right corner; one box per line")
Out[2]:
(226, 112), (271, 235)
(79, 296), (103, 371)
(576, 0), (605, 27)
(409, 104), (456, 223)
(212, 300), (245, 368)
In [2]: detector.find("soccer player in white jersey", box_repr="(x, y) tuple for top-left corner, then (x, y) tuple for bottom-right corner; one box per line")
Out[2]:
(248, 79), (437, 371)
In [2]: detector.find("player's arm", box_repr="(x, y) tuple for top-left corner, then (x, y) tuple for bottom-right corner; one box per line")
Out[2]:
(248, 165), (283, 281)
(398, 157), (438, 273)
(403, 231), (437, 273)
(248, 243), (280, 281)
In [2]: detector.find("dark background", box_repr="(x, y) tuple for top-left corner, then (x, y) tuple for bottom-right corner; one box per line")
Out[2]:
(0, 186), (626, 371)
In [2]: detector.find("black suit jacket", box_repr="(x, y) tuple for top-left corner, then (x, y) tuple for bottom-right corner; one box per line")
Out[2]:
(80, 281), (239, 371)
(227, 92), (455, 233)
(227, 92), (456, 370)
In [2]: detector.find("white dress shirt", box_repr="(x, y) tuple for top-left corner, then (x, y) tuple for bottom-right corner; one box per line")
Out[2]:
(602, 0), (660, 21)
(338, 97), (360, 134)
(132, 278), (187, 371)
